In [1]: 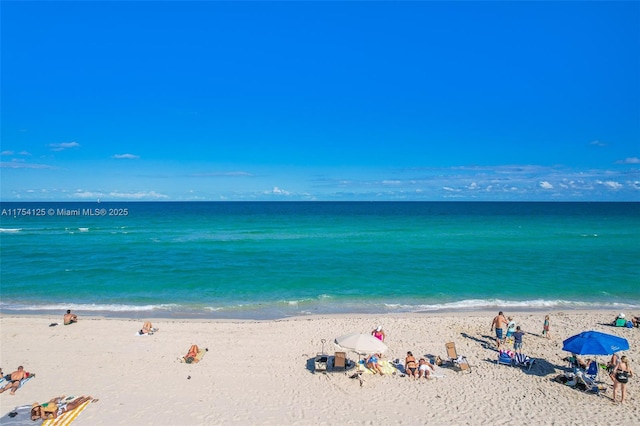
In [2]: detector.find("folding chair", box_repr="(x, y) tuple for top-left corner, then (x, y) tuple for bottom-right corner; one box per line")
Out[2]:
(513, 352), (535, 371)
(333, 352), (347, 370)
(445, 342), (471, 373)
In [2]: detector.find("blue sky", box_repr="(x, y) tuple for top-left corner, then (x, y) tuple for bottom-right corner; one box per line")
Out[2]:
(1, 1), (639, 201)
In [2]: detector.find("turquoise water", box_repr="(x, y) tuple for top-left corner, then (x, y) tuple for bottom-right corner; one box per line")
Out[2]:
(1, 202), (638, 319)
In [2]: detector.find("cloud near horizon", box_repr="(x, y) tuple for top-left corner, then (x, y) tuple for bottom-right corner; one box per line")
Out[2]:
(49, 141), (80, 151)
(112, 153), (140, 159)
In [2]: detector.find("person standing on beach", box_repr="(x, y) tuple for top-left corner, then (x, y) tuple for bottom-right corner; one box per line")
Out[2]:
(542, 314), (551, 339)
(512, 326), (525, 352)
(611, 355), (633, 404)
(506, 316), (516, 343)
(490, 311), (508, 348)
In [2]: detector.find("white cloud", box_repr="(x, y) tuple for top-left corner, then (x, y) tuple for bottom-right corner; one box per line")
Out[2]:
(616, 157), (640, 164)
(49, 141), (80, 151)
(112, 153), (140, 159)
(596, 180), (623, 190)
(109, 191), (169, 199)
(266, 186), (290, 195)
(1, 150), (14, 155)
(590, 140), (607, 147)
(0, 161), (54, 169)
(539, 181), (553, 189)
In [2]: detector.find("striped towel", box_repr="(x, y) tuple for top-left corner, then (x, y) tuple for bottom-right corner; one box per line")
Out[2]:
(42, 400), (91, 426)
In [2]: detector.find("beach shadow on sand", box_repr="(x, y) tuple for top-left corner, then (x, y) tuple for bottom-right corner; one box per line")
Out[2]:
(460, 332), (495, 350)
(482, 356), (559, 377)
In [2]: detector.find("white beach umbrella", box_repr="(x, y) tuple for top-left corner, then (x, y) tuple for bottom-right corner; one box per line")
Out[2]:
(334, 333), (388, 355)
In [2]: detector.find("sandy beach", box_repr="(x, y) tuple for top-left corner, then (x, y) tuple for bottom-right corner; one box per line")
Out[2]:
(1, 310), (638, 425)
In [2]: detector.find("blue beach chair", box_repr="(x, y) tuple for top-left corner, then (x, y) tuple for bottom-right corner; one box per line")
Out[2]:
(497, 349), (514, 366)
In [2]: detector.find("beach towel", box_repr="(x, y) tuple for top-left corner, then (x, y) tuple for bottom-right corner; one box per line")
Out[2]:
(357, 359), (397, 375)
(0, 376), (34, 392)
(179, 348), (208, 363)
(0, 405), (41, 426)
(42, 400), (91, 426)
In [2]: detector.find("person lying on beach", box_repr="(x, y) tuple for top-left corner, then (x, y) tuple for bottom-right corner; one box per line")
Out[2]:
(31, 395), (97, 420)
(140, 321), (158, 335)
(0, 366), (31, 395)
(63, 309), (78, 325)
(405, 352), (418, 378)
(418, 358), (435, 379)
(366, 353), (384, 375)
(183, 345), (200, 363)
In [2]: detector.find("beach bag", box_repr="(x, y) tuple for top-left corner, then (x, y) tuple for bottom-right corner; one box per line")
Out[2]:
(615, 318), (626, 327)
(627, 321), (634, 328)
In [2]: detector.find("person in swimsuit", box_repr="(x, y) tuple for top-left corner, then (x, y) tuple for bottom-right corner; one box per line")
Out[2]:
(0, 366), (28, 395)
(490, 311), (508, 348)
(63, 310), (77, 325)
(366, 353), (384, 375)
(418, 358), (435, 379)
(183, 344), (200, 363)
(542, 314), (551, 339)
(371, 326), (385, 342)
(405, 351), (418, 378)
(140, 321), (157, 335)
(611, 355), (634, 403)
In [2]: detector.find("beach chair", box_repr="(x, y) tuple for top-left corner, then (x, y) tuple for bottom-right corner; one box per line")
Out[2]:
(576, 371), (606, 396)
(333, 352), (347, 370)
(497, 349), (514, 366)
(585, 360), (598, 380)
(513, 352), (535, 371)
(445, 342), (471, 373)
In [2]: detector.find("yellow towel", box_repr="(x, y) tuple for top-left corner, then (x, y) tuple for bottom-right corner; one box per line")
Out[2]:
(357, 359), (397, 375)
(195, 348), (207, 362)
(42, 400), (90, 426)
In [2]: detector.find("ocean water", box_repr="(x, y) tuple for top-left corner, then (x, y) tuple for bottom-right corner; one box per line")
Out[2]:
(0, 202), (638, 319)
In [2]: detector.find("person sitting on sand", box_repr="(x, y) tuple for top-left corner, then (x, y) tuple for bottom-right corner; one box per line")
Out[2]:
(371, 326), (385, 342)
(405, 351), (418, 378)
(63, 309), (77, 325)
(632, 316), (639, 327)
(366, 353), (384, 375)
(0, 366), (30, 395)
(418, 358), (435, 379)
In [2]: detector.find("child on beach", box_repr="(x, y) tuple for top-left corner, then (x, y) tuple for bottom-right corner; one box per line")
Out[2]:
(542, 315), (551, 339)
(513, 326), (524, 352)
(506, 317), (516, 343)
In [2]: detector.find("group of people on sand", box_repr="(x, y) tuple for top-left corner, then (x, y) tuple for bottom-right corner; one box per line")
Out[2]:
(491, 312), (531, 350)
(365, 326), (436, 379)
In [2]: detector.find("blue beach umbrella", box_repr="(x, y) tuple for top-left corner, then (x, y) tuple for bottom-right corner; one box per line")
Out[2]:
(562, 331), (629, 356)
